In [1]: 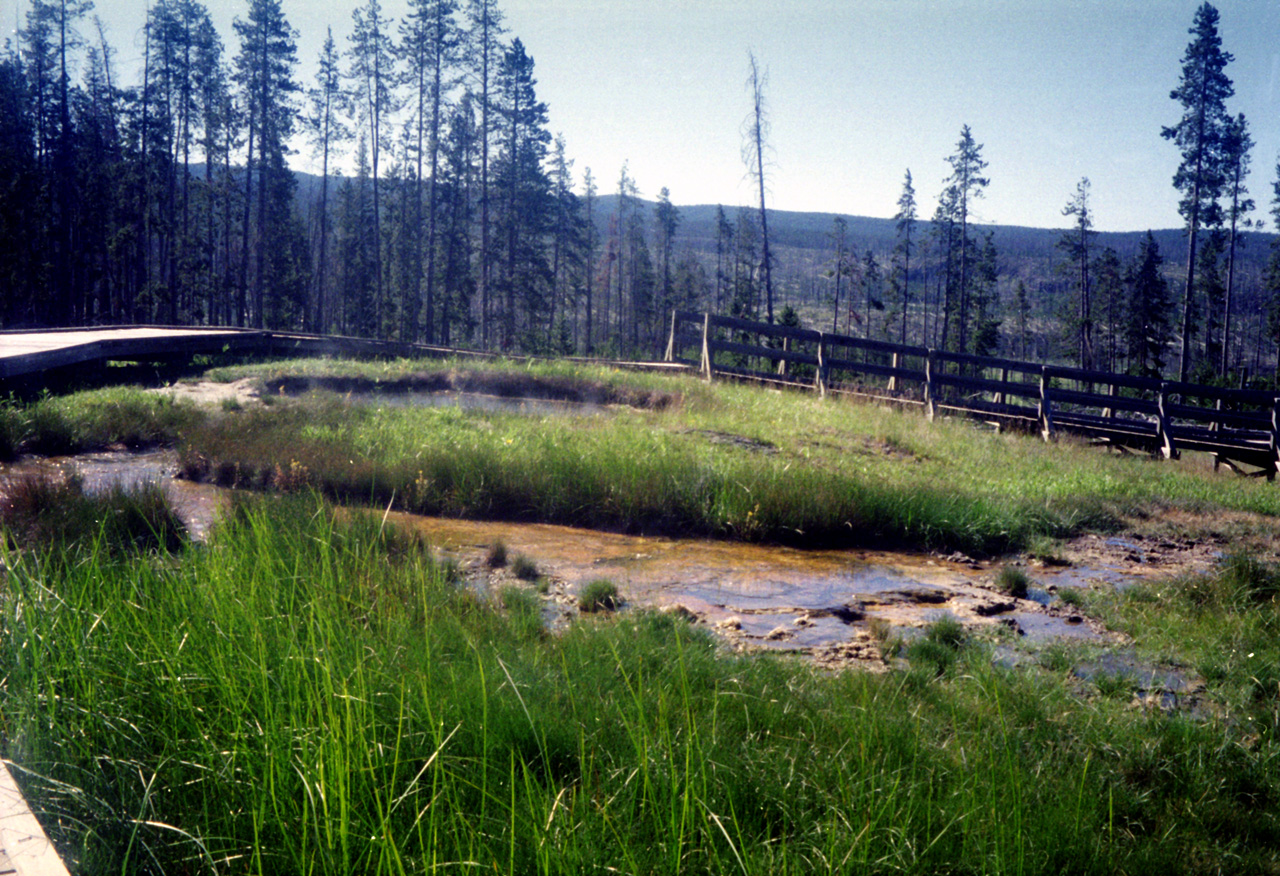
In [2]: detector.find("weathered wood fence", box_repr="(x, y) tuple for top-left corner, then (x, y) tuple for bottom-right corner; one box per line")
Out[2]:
(665, 311), (1280, 479)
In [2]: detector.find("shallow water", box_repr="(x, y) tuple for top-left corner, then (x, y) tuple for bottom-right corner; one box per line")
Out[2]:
(387, 513), (1118, 651)
(0, 450), (226, 542)
(1, 450), (1138, 658)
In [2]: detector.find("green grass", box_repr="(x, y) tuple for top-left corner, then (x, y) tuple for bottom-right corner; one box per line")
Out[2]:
(0, 386), (203, 460)
(157, 358), (1280, 556)
(12, 358), (1280, 557)
(0, 472), (186, 554)
(578, 578), (620, 612)
(510, 553), (539, 581)
(997, 565), (1032, 598)
(4, 489), (1280, 873)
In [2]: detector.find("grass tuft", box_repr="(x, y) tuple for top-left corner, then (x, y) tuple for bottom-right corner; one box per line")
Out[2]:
(907, 614), (970, 677)
(510, 553), (539, 580)
(485, 539), (508, 568)
(578, 579), (620, 613)
(1, 473), (186, 554)
(997, 565), (1031, 598)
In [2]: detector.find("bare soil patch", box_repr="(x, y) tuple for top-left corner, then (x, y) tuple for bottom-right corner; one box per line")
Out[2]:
(150, 377), (261, 407)
(262, 370), (679, 410)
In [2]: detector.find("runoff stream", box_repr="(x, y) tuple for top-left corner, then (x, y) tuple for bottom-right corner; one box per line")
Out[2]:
(0, 382), (1216, 707)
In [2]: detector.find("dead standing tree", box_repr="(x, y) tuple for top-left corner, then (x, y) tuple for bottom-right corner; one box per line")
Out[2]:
(743, 50), (774, 324)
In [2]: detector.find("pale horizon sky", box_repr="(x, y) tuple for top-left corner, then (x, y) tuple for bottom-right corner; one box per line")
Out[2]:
(12, 0), (1280, 233)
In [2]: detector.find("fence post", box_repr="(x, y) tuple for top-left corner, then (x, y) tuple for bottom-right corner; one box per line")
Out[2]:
(699, 313), (714, 382)
(887, 351), (900, 393)
(664, 310), (677, 362)
(924, 349), (937, 422)
(1038, 366), (1055, 441)
(1156, 383), (1178, 460)
(1103, 380), (1118, 419)
(993, 366), (1008, 407)
(815, 333), (828, 398)
(1212, 396), (1224, 471)
(1270, 398), (1280, 482)
(777, 336), (789, 377)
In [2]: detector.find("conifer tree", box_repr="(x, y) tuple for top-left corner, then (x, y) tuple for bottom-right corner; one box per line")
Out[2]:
(465, 0), (506, 348)
(1163, 1), (1234, 381)
(713, 205), (733, 314)
(581, 166), (597, 352)
(653, 186), (680, 334)
(892, 169), (917, 344)
(943, 125), (988, 355)
(825, 216), (850, 333)
(1126, 231), (1172, 379)
(859, 250), (883, 342)
(303, 28), (349, 332)
(493, 38), (551, 350)
(1262, 160), (1280, 382)
(347, 0), (397, 336)
(1058, 177), (1095, 369)
(1219, 112), (1254, 374)
(1092, 247), (1125, 373)
(438, 93), (477, 345)
(233, 0), (299, 328)
(400, 0), (459, 343)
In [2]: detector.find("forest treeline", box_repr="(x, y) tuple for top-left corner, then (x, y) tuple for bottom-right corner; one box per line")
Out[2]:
(4, 0), (1280, 379)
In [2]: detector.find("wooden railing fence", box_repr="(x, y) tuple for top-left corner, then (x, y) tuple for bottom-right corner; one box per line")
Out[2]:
(665, 310), (1280, 479)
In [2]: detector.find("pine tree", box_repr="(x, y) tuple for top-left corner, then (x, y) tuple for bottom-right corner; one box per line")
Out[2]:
(438, 93), (477, 345)
(347, 0), (397, 337)
(23, 0), (94, 324)
(971, 232), (1000, 357)
(1219, 112), (1254, 375)
(731, 208), (759, 323)
(581, 166), (597, 352)
(1196, 229), (1226, 378)
(930, 184), (960, 351)
(233, 0), (299, 328)
(493, 38), (551, 350)
(892, 169), (917, 344)
(653, 186), (680, 335)
(714, 205), (732, 314)
(824, 216), (850, 333)
(1058, 177), (1095, 369)
(1126, 231), (1172, 379)
(303, 28), (349, 332)
(548, 135), (582, 345)
(400, 0), (460, 343)
(0, 45), (41, 324)
(191, 7), (230, 325)
(1092, 247), (1125, 373)
(1163, 1), (1234, 381)
(859, 250), (882, 342)
(943, 125), (989, 355)
(465, 0), (506, 349)
(1012, 279), (1031, 359)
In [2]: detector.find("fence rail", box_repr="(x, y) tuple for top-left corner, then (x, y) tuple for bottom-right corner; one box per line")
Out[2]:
(665, 310), (1280, 479)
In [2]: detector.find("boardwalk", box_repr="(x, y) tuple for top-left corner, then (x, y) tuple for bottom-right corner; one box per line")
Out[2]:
(0, 326), (264, 380)
(0, 762), (69, 876)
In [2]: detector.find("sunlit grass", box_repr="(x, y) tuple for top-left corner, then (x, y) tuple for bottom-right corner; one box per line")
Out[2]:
(0, 385), (202, 460)
(5, 489), (1280, 873)
(161, 361), (1280, 556)
(9, 358), (1280, 556)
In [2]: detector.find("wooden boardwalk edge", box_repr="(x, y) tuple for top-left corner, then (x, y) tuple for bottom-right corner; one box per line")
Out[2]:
(0, 761), (69, 876)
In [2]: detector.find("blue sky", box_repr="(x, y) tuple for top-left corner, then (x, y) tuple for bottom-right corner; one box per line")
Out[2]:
(35, 0), (1280, 232)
